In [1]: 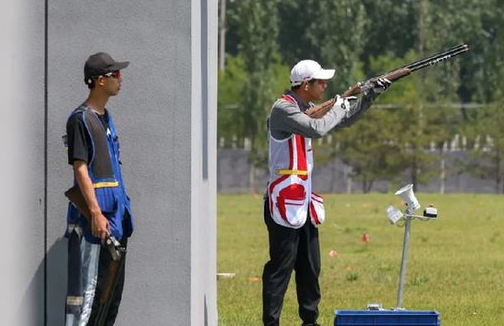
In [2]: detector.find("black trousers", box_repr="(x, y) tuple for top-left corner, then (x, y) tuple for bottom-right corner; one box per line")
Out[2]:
(66, 231), (127, 326)
(87, 237), (127, 326)
(262, 200), (321, 326)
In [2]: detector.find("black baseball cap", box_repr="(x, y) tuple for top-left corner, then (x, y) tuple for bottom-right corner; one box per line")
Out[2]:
(84, 52), (129, 84)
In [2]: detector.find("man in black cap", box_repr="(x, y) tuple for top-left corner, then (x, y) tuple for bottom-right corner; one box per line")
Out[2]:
(64, 52), (134, 326)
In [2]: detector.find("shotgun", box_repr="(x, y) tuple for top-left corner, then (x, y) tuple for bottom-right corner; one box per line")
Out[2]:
(305, 44), (470, 118)
(65, 185), (125, 261)
(342, 43), (470, 97)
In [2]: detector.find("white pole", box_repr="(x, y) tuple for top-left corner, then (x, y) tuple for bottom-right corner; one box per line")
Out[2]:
(396, 211), (412, 309)
(218, 0), (226, 71)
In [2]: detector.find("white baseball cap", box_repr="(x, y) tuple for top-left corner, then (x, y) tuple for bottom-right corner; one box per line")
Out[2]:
(290, 60), (335, 86)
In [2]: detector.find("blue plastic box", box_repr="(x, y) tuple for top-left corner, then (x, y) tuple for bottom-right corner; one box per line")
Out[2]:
(334, 310), (440, 326)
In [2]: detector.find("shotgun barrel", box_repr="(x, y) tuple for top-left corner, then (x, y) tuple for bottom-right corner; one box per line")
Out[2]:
(305, 44), (470, 118)
(341, 43), (470, 97)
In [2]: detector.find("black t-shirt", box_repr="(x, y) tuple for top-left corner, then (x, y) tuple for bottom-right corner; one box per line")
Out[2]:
(66, 109), (110, 165)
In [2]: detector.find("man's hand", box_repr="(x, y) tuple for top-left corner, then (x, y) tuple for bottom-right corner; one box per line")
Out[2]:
(367, 77), (392, 94)
(73, 160), (110, 243)
(90, 211), (110, 243)
(333, 95), (358, 117)
(334, 95), (350, 111)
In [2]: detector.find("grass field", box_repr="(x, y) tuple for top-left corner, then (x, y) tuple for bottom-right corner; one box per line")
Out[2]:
(217, 193), (504, 326)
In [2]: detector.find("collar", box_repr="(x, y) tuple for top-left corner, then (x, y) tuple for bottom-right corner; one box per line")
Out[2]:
(284, 90), (311, 112)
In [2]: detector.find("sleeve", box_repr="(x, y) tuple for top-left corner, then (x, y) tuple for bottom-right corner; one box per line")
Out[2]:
(269, 89), (382, 140)
(66, 113), (92, 165)
(269, 100), (350, 140)
(332, 89), (380, 130)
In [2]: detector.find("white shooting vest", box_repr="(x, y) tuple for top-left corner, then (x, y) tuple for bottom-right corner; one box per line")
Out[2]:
(267, 94), (325, 229)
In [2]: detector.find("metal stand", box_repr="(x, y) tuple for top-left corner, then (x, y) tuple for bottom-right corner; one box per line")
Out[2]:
(396, 210), (412, 309)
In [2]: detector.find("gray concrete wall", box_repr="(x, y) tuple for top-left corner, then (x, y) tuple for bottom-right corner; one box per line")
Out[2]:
(1, 0), (217, 325)
(0, 1), (45, 325)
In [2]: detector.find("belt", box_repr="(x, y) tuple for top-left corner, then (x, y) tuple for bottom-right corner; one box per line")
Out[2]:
(276, 169), (308, 176)
(93, 181), (119, 188)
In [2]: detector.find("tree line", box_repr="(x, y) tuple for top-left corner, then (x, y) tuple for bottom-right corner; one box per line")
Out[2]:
(217, 0), (504, 193)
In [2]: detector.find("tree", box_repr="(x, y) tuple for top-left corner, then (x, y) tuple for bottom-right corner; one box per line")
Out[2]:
(303, 0), (367, 95)
(408, 0), (492, 192)
(276, 1), (311, 67)
(218, 0), (504, 194)
(383, 51), (448, 190)
(360, 0), (418, 68)
(217, 55), (247, 147)
(217, 56), (290, 149)
(464, 103), (504, 193)
(332, 106), (407, 193)
(233, 0), (282, 190)
(468, 0), (504, 102)
(325, 54), (442, 193)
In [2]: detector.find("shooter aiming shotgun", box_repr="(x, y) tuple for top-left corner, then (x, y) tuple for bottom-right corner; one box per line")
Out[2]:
(305, 43), (470, 118)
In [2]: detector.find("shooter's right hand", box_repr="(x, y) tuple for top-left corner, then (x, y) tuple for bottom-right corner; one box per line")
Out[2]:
(333, 95), (353, 112)
(90, 211), (110, 243)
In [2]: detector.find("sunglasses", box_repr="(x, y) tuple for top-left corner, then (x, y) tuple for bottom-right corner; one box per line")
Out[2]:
(104, 70), (121, 79)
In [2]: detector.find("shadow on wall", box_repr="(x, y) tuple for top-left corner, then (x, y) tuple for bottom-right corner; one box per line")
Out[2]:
(204, 295), (208, 326)
(19, 238), (67, 326)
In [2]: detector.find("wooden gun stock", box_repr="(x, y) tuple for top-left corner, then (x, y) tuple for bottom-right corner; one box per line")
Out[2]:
(65, 185), (92, 219)
(384, 67), (412, 82)
(304, 98), (336, 118)
(341, 67), (411, 97)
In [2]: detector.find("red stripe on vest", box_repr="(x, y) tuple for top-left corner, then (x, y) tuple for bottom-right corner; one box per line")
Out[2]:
(277, 184), (306, 224)
(310, 193), (323, 225)
(295, 135), (308, 181)
(268, 174), (290, 219)
(281, 94), (297, 104)
(311, 193), (323, 203)
(288, 138), (294, 170)
(310, 202), (321, 225)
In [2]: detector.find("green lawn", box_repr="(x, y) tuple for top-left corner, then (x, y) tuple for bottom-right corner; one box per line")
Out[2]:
(217, 193), (504, 326)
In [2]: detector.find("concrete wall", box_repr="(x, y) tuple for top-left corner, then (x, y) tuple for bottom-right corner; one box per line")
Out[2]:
(0, 1), (45, 325)
(217, 149), (499, 194)
(1, 1), (217, 325)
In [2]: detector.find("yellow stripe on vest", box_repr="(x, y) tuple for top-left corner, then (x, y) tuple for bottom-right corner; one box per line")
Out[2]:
(276, 169), (308, 176)
(93, 181), (119, 188)
(66, 295), (84, 306)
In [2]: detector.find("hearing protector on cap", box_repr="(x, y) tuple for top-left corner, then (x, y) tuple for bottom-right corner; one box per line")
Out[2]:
(85, 75), (106, 87)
